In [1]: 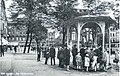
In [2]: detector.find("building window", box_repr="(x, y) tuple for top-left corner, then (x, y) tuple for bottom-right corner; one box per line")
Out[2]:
(16, 37), (18, 41)
(83, 10), (86, 12)
(72, 32), (76, 40)
(10, 38), (12, 41)
(9, 38), (11, 41)
(113, 33), (114, 36)
(12, 37), (14, 41)
(19, 37), (21, 41)
(23, 37), (25, 41)
(3, 23), (4, 30)
(79, 10), (82, 12)
(110, 33), (112, 37)
(21, 37), (23, 41)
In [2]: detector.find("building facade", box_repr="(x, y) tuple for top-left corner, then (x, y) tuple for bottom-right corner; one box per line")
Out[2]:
(7, 22), (36, 52)
(109, 27), (120, 52)
(0, 0), (8, 42)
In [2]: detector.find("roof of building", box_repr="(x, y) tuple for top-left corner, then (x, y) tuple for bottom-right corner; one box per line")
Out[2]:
(75, 15), (116, 23)
(65, 15), (117, 29)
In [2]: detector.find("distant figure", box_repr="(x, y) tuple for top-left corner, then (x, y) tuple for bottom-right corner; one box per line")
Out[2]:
(80, 45), (85, 69)
(44, 47), (50, 64)
(10, 46), (12, 52)
(84, 54), (90, 71)
(50, 46), (56, 65)
(75, 53), (82, 70)
(1, 46), (4, 57)
(97, 46), (103, 69)
(91, 48), (97, 71)
(101, 49), (108, 71)
(14, 46), (17, 53)
(18, 46), (21, 53)
(97, 45), (102, 63)
(113, 50), (119, 65)
(72, 45), (78, 66)
(37, 46), (41, 61)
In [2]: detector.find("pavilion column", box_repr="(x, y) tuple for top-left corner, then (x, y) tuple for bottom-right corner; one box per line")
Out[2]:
(102, 24), (105, 52)
(77, 22), (81, 52)
(67, 26), (70, 47)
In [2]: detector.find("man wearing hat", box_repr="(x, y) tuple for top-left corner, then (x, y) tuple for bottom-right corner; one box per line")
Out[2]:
(50, 45), (56, 65)
(64, 44), (70, 71)
(72, 44), (78, 66)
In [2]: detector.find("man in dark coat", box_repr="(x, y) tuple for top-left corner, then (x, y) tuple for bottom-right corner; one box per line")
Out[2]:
(72, 45), (77, 66)
(44, 47), (50, 64)
(37, 46), (41, 61)
(64, 45), (70, 71)
(80, 45), (86, 69)
(1, 46), (4, 57)
(95, 45), (102, 63)
(14, 46), (17, 53)
(50, 46), (56, 65)
(57, 47), (64, 67)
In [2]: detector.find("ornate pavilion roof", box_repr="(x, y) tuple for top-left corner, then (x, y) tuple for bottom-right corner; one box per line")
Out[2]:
(65, 15), (117, 29)
(74, 15), (116, 23)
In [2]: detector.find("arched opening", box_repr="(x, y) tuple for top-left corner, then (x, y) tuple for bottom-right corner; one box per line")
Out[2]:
(69, 26), (77, 45)
(80, 22), (102, 47)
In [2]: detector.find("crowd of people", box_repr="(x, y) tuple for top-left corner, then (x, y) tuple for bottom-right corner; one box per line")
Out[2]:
(72, 45), (107, 71)
(37, 45), (71, 71)
(36, 44), (119, 72)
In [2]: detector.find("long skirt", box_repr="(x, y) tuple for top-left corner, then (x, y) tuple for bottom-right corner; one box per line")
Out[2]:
(91, 56), (98, 68)
(65, 57), (70, 66)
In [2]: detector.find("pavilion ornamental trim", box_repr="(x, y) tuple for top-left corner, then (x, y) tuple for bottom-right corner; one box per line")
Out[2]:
(65, 15), (116, 27)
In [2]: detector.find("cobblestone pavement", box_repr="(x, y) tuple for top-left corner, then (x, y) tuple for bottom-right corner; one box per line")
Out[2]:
(0, 52), (119, 76)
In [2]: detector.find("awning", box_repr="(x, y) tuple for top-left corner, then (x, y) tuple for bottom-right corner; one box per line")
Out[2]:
(0, 38), (9, 45)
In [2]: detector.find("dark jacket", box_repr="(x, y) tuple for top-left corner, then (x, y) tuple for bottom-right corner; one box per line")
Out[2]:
(80, 48), (85, 58)
(37, 47), (41, 54)
(50, 47), (56, 58)
(1, 46), (4, 52)
(64, 48), (70, 65)
(72, 47), (77, 57)
(44, 49), (49, 58)
(57, 48), (64, 59)
(64, 48), (70, 59)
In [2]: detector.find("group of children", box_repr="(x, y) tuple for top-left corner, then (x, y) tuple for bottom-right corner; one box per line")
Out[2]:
(75, 46), (108, 72)
(75, 53), (91, 71)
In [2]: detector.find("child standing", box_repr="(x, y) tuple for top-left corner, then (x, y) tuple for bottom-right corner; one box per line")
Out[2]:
(75, 53), (82, 70)
(84, 54), (90, 71)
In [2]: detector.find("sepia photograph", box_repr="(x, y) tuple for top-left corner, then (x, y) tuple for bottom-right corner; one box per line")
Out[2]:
(0, 0), (120, 76)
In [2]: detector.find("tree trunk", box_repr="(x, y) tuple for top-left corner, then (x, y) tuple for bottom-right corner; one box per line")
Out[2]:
(62, 26), (66, 46)
(23, 28), (30, 53)
(36, 39), (39, 52)
(27, 32), (33, 53)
